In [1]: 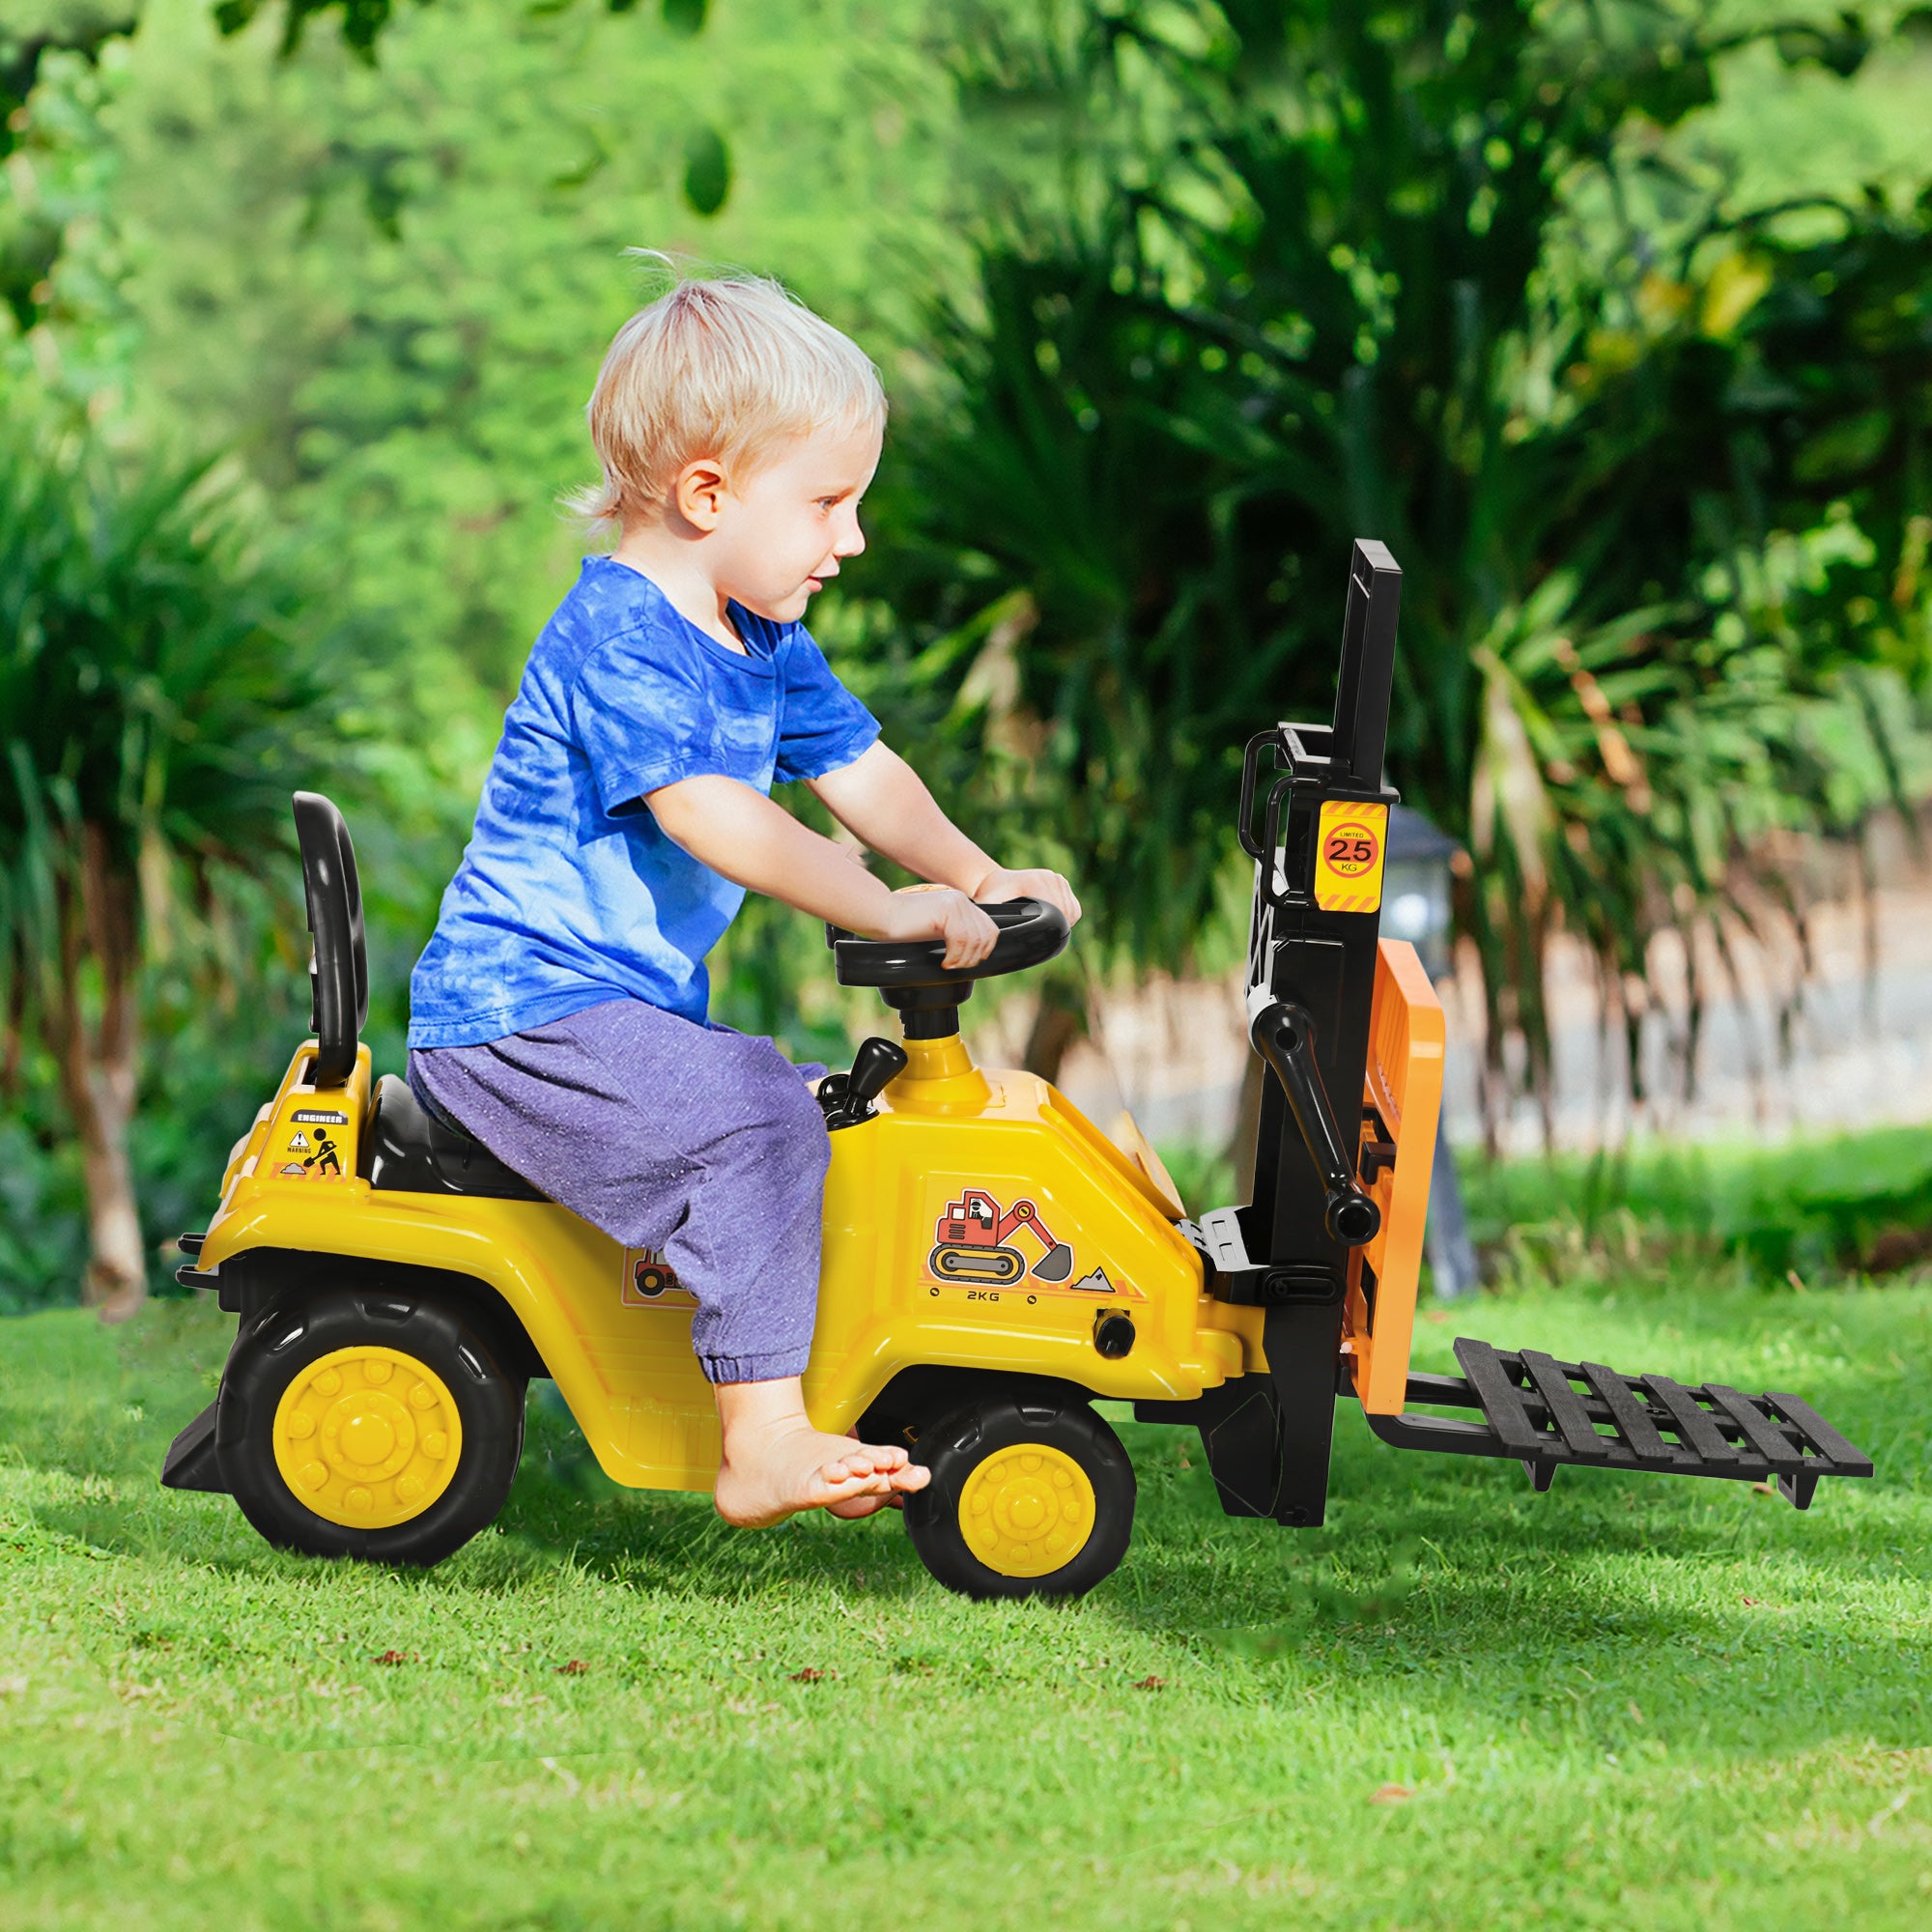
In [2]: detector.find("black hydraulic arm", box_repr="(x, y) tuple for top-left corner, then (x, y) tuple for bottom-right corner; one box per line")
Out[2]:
(1248, 998), (1380, 1247)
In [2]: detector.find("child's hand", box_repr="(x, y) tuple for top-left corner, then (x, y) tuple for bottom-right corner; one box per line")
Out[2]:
(973, 867), (1082, 930)
(881, 885), (1000, 969)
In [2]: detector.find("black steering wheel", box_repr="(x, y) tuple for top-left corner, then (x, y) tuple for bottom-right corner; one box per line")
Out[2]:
(828, 897), (1070, 988)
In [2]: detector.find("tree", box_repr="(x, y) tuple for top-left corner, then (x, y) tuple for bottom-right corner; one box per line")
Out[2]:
(868, 0), (1932, 1122)
(0, 412), (333, 1318)
(3, 2), (724, 371)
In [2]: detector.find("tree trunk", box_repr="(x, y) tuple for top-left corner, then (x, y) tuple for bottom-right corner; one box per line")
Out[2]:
(54, 828), (147, 1324)
(1021, 966), (1090, 1085)
(70, 1026), (145, 1321)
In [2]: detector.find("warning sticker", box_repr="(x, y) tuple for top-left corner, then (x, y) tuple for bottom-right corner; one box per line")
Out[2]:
(1314, 800), (1388, 914)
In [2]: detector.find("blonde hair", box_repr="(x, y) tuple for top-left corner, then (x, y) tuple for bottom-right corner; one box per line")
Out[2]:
(571, 267), (887, 532)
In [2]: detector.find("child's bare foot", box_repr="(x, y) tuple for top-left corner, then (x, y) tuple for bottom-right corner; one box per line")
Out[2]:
(713, 1377), (929, 1528)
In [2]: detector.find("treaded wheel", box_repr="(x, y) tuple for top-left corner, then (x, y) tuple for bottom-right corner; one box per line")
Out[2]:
(904, 1392), (1135, 1600)
(217, 1285), (526, 1566)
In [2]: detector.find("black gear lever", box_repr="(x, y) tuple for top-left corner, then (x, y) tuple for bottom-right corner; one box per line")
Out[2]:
(1249, 1000), (1382, 1247)
(817, 1036), (911, 1130)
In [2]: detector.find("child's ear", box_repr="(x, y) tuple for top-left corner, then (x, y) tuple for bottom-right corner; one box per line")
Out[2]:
(669, 458), (729, 532)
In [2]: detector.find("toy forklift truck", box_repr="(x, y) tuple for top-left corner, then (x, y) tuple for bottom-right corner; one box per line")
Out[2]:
(162, 541), (1872, 1598)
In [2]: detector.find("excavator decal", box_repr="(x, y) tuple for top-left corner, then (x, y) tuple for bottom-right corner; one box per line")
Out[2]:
(928, 1186), (1075, 1285)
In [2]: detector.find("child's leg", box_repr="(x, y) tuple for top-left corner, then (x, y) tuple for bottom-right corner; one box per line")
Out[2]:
(408, 999), (925, 1525)
(713, 1374), (926, 1528)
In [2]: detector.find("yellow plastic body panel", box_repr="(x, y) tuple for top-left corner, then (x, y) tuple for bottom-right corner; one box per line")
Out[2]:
(199, 1032), (1259, 1494)
(806, 1035), (1246, 1428)
(1344, 940), (1446, 1414)
(203, 1039), (724, 1490)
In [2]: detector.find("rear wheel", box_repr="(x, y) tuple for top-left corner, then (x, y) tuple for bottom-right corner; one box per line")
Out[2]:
(904, 1392), (1134, 1600)
(219, 1286), (525, 1565)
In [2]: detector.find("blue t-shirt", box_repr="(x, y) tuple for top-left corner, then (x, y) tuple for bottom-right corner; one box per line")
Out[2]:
(408, 557), (880, 1047)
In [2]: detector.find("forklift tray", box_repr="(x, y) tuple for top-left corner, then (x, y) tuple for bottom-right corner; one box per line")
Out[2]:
(1362, 1338), (1873, 1509)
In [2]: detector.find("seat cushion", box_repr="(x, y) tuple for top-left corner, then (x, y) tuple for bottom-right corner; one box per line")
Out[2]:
(365, 1074), (549, 1201)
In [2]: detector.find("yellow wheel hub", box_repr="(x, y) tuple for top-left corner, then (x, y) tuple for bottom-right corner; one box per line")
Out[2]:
(958, 1443), (1095, 1577)
(271, 1345), (462, 1529)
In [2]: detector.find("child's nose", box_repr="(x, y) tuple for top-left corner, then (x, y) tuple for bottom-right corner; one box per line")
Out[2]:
(834, 513), (867, 559)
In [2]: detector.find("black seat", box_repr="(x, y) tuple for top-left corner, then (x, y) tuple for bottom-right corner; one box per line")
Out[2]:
(365, 1075), (549, 1201)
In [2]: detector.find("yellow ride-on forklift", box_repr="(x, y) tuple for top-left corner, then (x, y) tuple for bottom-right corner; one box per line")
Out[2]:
(162, 542), (1872, 1598)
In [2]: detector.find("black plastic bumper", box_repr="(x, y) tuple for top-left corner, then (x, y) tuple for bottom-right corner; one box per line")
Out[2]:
(159, 1401), (228, 1495)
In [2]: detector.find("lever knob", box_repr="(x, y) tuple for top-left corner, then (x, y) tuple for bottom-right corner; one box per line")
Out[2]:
(848, 1036), (909, 1104)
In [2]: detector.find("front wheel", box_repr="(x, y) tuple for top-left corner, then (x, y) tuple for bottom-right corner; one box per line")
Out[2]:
(218, 1286), (525, 1566)
(904, 1393), (1135, 1600)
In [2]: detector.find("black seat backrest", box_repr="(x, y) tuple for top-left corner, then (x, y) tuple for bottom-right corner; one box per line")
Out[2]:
(293, 792), (369, 1087)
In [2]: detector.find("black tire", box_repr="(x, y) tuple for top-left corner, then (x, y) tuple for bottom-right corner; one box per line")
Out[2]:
(217, 1285), (526, 1566)
(904, 1392), (1135, 1600)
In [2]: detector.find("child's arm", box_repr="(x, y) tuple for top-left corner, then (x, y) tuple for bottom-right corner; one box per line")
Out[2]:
(645, 774), (1003, 968)
(806, 742), (1081, 928)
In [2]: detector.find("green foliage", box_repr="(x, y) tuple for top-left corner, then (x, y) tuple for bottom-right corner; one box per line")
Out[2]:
(213, 0), (680, 64)
(95, 0), (975, 700)
(209, 0), (417, 57)
(0, 8), (133, 169)
(866, 2), (1932, 1102)
(0, 955), (308, 1314)
(0, 418), (327, 1007)
(0, 1118), (86, 1313)
(0, 31), (136, 400)
(5, 1282), (1932, 1924)
(0, 402), (352, 1303)
(682, 122), (732, 216)
(56, 0), (996, 1060)
(5, 1), (1932, 1294)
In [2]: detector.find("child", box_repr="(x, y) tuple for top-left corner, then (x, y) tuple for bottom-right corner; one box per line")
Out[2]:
(406, 274), (1079, 1528)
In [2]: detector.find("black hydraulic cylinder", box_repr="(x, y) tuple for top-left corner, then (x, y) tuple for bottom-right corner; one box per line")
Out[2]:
(1249, 1001), (1381, 1247)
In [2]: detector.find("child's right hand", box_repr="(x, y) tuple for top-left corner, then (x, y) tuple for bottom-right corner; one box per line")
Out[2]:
(879, 884), (1000, 969)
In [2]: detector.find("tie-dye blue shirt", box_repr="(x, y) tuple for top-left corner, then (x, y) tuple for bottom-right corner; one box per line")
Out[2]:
(408, 557), (879, 1047)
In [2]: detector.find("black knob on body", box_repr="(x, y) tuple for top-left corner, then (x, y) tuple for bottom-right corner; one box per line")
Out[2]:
(1325, 1190), (1381, 1245)
(1094, 1311), (1136, 1359)
(848, 1035), (909, 1106)
(818, 1036), (910, 1130)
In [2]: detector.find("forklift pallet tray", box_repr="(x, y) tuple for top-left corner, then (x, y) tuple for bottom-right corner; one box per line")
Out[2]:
(1362, 1338), (1874, 1509)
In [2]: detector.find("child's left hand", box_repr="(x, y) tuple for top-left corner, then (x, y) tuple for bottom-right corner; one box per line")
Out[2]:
(973, 867), (1081, 930)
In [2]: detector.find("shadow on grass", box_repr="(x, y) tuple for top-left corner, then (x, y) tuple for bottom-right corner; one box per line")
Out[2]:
(0, 1304), (937, 1603)
(7, 1293), (1931, 1759)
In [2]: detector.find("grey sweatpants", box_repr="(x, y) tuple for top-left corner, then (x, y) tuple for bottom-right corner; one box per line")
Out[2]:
(408, 999), (829, 1383)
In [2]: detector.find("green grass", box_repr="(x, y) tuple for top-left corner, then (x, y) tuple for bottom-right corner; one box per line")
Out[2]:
(4, 1276), (1931, 1931)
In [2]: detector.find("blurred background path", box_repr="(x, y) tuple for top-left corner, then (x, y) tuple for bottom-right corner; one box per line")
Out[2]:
(1039, 824), (1932, 1155)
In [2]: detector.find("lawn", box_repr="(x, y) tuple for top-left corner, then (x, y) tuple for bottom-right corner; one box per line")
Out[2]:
(3, 1269), (1930, 1931)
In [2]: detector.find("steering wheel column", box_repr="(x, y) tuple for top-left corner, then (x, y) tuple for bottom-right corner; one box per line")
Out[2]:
(824, 897), (1072, 1108)
(879, 980), (976, 1039)
(826, 898), (1071, 1041)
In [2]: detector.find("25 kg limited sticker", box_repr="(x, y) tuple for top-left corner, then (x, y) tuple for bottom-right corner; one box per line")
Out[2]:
(1313, 800), (1388, 914)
